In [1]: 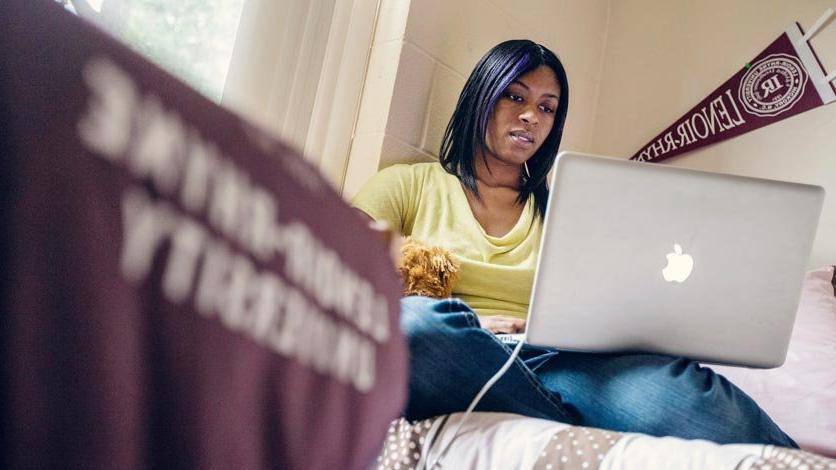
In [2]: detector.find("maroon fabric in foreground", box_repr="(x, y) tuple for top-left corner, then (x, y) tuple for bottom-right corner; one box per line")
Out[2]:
(0, 1), (407, 469)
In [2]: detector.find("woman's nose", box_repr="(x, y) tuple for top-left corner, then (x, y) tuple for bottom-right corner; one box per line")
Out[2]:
(519, 107), (538, 125)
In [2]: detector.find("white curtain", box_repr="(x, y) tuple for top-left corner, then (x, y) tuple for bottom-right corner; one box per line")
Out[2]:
(221, 0), (380, 191)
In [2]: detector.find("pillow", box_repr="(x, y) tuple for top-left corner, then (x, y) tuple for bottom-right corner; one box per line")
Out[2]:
(709, 266), (836, 457)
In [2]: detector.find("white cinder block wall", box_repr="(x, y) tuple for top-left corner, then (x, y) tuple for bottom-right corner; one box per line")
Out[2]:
(590, 0), (836, 267)
(342, 0), (611, 197)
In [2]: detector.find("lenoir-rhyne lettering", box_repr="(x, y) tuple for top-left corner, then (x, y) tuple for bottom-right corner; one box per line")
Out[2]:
(77, 56), (388, 392)
(636, 89), (747, 162)
(119, 188), (376, 391)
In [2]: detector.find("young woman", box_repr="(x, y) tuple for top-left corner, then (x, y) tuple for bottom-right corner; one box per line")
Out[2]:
(352, 39), (795, 447)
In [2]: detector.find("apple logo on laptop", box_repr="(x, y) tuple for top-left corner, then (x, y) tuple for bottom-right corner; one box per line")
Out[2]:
(662, 244), (694, 283)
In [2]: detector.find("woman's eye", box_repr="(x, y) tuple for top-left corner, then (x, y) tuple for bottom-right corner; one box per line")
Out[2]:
(540, 104), (555, 114)
(504, 92), (523, 102)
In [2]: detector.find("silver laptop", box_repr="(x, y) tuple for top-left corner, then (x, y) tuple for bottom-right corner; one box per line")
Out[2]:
(521, 151), (824, 368)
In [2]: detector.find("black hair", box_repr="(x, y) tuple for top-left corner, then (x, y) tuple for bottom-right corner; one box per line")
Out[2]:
(439, 39), (569, 219)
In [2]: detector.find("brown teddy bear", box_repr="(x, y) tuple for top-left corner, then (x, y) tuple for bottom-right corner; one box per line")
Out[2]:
(397, 238), (460, 299)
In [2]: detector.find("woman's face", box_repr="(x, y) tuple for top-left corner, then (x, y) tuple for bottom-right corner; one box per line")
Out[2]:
(483, 65), (560, 169)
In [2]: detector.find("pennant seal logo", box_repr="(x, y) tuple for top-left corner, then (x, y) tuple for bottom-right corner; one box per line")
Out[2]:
(739, 53), (807, 117)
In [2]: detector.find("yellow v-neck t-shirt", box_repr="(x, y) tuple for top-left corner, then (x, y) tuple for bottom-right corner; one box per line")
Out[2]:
(352, 162), (542, 319)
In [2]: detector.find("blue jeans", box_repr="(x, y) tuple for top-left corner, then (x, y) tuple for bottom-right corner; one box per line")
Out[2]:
(400, 296), (797, 447)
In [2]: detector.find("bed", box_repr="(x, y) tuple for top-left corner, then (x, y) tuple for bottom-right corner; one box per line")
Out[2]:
(377, 414), (835, 469)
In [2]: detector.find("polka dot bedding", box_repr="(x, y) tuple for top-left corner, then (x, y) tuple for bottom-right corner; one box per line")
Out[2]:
(749, 447), (836, 470)
(375, 417), (436, 469)
(375, 415), (836, 469)
(532, 427), (623, 470)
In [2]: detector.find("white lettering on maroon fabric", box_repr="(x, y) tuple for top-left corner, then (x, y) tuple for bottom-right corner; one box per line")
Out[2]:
(78, 57), (138, 159)
(635, 89), (748, 162)
(79, 57), (387, 392)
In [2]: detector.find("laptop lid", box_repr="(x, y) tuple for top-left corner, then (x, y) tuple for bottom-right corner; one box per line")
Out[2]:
(526, 151), (824, 368)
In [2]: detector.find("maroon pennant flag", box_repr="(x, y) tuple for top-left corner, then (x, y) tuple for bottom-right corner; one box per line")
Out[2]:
(632, 18), (835, 163)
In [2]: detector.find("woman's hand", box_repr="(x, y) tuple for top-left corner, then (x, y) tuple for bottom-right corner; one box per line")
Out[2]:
(480, 315), (526, 334)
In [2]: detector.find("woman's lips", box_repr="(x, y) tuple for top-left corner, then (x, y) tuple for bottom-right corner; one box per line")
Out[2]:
(510, 130), (535, 147)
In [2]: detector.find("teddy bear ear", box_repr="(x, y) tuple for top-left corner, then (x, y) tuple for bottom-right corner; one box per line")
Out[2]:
(428, 253), (445, 271)
(439, 254), (460, 274)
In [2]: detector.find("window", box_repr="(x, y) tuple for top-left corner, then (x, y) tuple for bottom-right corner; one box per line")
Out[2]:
(60, 0), (245, 102)
(58, 0), (380, 192)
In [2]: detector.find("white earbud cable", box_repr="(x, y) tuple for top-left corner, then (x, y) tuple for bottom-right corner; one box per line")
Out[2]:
(424, 338), (526, 469)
